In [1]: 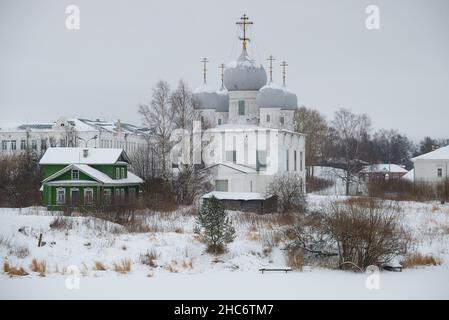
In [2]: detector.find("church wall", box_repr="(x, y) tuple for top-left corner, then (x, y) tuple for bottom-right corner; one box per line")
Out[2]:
(228, 91), (258, 125)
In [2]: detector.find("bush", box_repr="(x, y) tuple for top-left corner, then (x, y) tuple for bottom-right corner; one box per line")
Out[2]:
(30, 258), (47, 276)
(286, 248), (304, 271)
(401, 252), (442, 268)
(3, 261), (29, 277)
(113, 258), (131, 273)
(194, 196), (235, 254)
(288, 198), (411, 271)
(267, 172), (307, 213)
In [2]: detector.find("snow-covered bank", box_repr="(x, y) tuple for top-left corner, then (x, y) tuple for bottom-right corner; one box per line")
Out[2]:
(1, 196), (449, 299)
(1, 267), (449, 300)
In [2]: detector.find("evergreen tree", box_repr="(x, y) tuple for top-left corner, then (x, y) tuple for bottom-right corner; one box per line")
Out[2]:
(194, 196), (235, 253)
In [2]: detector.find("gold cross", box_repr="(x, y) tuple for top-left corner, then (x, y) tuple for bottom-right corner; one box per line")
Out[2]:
(236, 14), (253, 50)
(280, 61), (288, 86)
(267, 55), (275, 82)
(200, 57), (209, 84)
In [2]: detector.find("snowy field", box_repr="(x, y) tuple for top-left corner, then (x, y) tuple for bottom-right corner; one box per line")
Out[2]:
(1, 195), (449, 300)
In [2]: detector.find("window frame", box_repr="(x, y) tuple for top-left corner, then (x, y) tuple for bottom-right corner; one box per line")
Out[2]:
(238, 100), (245, 115)
(56, 188), (66, 205)
(84, 188), (94, 205)
(71, 169), (80, 180)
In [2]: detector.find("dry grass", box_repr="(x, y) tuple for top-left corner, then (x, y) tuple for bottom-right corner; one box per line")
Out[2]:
(113, 258), (132, 273)
(165, 263), (178, 273)
(50, 217), (74, 230)
(401, 252), (443, 268)
(182, 259), (193, 269)
(30, 258), (47, 276)
(94, 261), (107, 271)
(286, 248), (304, 271)
(3, 261), (29, 277)
(139, 249), (159, 268)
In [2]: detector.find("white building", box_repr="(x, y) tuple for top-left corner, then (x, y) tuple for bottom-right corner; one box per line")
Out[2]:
(0, 117), (148, 157)
(188, 15), (306, 211)
(411, 145), (449, 183)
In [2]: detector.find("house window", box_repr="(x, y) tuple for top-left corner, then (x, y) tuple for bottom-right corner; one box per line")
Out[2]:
(129, 188), (136, 202)
(72, 169), (79, 180)
(11, 140), (16, 150)
(21, 140), (26, 150)
(41, 139), (47, 151)
(256, 150), (267, 170)
(280, 117), (285, 125)
(286, 150), (289, 171)
(215, 180), (228, 192)
(60, 139), (66, 147)
(31, 140), (37, 150)
(121, 167), (125, 179)
(300, 151), (303, 171)
(218, 118), (222, 125)
(238, 100), (245, 115)
(226, 150), (237, 163)
(266, 115), (270, 122)
(116, 168), (120, 179)
(294, 150), (297, 171)
(84, 188), (94, 205)
(56, 188), (66, 205)
(103, 189), (112, 205)
(1, 140), (7, 150)
(120, 189), (125, 201)
(437, 168), (443, 178)
(115, 188), (121, 202)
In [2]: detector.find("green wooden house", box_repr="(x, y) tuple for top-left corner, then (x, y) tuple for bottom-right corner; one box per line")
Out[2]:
(39, 148), (143, 210)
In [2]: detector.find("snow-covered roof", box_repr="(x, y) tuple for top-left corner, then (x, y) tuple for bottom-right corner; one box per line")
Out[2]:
(360, 164), (408, 174)
(411, 145), (449, 161)
(43, 163), (143, 185)
(39, 148), (129, 165)
(402, 168), (414, 182)
(202, 191), (269, 201)
(205, 163), (257, 174)
(224, 48), (267, 91)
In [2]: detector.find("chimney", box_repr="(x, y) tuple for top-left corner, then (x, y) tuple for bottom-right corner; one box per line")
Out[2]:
(83, 148), (89, 158)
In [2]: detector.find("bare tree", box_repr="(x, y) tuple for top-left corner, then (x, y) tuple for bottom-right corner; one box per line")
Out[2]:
(139, 80), (174, 179)
(294, 106), (328, 178)
(171, 79), (200, 132)
(267, 172), (307, 213)
(331, 108), (371, 195)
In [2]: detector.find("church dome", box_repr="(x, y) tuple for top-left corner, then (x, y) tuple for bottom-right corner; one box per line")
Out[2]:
(216, 87), (229, 112)
(193, 84), (219, 110)
(282, 87), (298, 110)
(224, 49), (267, 91)
(256, 81), (286, 108)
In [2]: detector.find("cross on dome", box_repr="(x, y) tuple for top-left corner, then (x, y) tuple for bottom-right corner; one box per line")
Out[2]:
(236, 14), (253, 50)
(267, 55), (276, 82)
(280, 61), (288, 86)
(200, 57), (209, 84)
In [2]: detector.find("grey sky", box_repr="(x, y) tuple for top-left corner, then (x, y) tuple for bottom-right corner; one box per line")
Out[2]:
(1, 0), (448, 140)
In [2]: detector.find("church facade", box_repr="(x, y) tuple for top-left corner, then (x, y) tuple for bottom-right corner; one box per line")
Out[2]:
(192, 15), (306, 212)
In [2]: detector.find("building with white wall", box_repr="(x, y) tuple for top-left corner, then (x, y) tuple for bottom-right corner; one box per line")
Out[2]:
(411, 145), (449, 183)
(186, 15), (306, 211)
(0, 117), (148, 157)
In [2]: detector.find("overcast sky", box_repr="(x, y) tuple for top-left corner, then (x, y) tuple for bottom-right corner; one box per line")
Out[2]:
(1, 0), (448, 140)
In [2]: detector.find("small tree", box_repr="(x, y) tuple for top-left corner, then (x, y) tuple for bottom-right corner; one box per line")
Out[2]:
(194, 196), (235, 254)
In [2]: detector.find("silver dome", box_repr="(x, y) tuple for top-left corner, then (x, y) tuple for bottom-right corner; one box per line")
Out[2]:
(256, 82), (285, 108)
(282, 87), (298, 110)
(193, 84), (219, 110)
(216, 88), (229, 112)
(224, 49), (267, 91)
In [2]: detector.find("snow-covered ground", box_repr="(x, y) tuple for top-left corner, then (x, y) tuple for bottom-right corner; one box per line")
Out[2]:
(1, 195), (449, 299)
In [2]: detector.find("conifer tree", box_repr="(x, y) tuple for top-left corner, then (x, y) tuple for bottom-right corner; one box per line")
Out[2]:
(194, 196), (235, 253)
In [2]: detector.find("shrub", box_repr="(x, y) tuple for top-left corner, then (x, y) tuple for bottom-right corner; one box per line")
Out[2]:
(286, 248), (304, 271)
(3, 261), (29, 277)
(288, 198), (411, 271)
(30, 258), (47, 276)
(113, 258), (132, 273)
(401, 252), (442, 268)
(194, 196), (235, 254)
(267, 172), (307, 213)
(94, 261), (107, 271)
(139, 250), (159, 267)
(50, 217), (74, 230)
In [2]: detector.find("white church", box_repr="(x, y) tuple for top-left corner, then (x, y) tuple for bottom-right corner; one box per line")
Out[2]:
(191, 15), (306, 213)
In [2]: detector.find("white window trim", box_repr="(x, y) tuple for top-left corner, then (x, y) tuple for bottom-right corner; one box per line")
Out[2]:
(84, 188), (94, 205)
(56, 188), (65, 205)
(72, 169), (80, 180)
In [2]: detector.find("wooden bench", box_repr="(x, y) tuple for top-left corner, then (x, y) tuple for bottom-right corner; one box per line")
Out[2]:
(259, 267), (292, 274)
